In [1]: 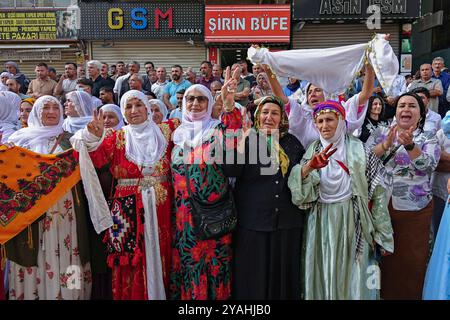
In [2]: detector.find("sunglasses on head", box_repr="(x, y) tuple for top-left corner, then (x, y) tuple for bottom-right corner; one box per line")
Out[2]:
(186, 95), (208, 103)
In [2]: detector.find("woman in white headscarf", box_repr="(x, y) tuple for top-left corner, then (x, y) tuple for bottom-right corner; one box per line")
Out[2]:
(288, 100), (393, 300)
(0, 91), (22, 143)
(148, 99), (168, 124)
(0, 72), (13, 91)
(263, 63), (375, 150)
(63, 90), (95, 134)
(100, 104), (124, 131)
(5, 95), (92, 300)
(70, 90), (180, 300)
(170, 67), (244, 300)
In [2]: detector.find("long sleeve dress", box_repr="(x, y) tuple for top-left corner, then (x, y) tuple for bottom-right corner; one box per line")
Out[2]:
(7, 134), (92, 300)
(288, 135), (394, 300)
(170, 109), (242, 300)
(224, 132), (306, 299)
(366, 127), (441, 300)
(88, 119), (179, 300)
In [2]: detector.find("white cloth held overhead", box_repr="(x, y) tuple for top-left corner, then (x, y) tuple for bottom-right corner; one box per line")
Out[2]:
(247, 33), (399, 97)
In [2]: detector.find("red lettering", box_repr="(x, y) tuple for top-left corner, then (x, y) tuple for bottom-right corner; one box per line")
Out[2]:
(154, 8), (173, 29)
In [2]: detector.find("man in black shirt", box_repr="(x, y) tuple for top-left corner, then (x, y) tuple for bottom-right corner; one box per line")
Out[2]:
(87, 60), (115, 98)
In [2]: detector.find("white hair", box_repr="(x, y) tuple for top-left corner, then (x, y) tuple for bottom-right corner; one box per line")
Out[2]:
(87, 60), (103, 71)
(433, 57), (445, 64)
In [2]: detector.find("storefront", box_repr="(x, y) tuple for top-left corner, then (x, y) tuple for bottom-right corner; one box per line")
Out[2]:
(204, 4), (291, 68)
(0, 6), (82, 78)
(79, 1), (205, 72)
(292, 0), (422, 74)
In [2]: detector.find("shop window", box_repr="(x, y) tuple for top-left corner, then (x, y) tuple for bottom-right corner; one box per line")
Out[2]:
(432, 0), (450, 51)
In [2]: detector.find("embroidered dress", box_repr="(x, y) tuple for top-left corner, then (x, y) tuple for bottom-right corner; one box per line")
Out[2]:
(288, 136), (394, 300)
(88, 119), (178, 300)
(6, 96), (92, 300)
(8, 144), (92, 300)
(170, 109), (242, 300)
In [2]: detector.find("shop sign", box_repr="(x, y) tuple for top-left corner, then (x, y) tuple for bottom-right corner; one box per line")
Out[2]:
(0, 10), (78, 41)
(293, 0), (421, 20)
(205, 5), (290, 43)
(79, 2), (203, 40)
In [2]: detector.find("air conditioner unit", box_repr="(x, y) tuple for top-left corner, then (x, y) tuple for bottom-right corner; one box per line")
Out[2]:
(419, 10), (444, 32)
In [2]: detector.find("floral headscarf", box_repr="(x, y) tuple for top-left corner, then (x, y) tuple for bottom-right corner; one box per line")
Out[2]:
(253, 95), (290, 176)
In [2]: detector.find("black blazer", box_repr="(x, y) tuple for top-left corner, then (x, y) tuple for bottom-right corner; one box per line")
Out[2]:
(224, 132), (305, 232)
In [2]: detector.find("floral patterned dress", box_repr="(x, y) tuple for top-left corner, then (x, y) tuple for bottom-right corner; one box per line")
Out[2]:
(170, 109), (242, 300)
(89, 119), (178, 300)
(8, 143), (92, 300)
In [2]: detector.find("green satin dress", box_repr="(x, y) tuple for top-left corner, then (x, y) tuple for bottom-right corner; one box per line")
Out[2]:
(288, 135), (394, 300)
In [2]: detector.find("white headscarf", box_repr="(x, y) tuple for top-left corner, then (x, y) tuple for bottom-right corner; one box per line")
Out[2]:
(62, 91), (94, 134)
(0, 91), (21, 143)
(317, 112), (352, 204)
(100, 104), (124, 130)
(148, 99), (168, 121)
(173, 84), (221, 148)
(0, 72), (13, 91)
(120, 90), (167, 167)
(8, 95), (64, 154)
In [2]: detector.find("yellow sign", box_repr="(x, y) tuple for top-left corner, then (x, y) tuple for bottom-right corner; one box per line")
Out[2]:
(0, 11), (77, 41)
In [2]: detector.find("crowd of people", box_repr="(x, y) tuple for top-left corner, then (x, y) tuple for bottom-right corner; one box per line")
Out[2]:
(0, 41), (449, 300)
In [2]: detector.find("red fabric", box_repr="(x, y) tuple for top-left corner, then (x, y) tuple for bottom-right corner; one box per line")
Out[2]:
(170, 109), (242, 300)
(89, 119), (179, 300)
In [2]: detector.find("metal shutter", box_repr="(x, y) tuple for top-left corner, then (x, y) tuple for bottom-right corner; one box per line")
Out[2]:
(1, 49), (79, 79)
(292, 23), (400, 56)
(90, 41), (207, 71)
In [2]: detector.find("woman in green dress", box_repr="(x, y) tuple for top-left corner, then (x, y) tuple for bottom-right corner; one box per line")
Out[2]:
(288, 100), (394, 300)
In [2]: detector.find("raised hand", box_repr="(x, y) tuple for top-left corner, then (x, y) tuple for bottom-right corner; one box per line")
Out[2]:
(221, 66), (238, 111)
(384, 125), (397, 149)
(308, 143), (337, 170)
(397, 125), (415, 146)
(87, 109), (104, 138)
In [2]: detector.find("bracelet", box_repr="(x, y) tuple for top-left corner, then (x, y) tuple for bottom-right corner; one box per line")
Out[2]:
(404, 142), (415, 151)
(381, 142), (388, 152)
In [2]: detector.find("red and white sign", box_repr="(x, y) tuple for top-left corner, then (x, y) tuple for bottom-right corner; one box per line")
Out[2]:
(205, 5), (291, 43)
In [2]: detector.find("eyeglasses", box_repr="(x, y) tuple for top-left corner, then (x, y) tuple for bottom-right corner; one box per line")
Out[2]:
(186, 95), (208, 103)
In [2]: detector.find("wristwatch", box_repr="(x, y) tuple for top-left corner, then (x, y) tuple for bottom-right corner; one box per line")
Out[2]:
(404, 142), (415, 151)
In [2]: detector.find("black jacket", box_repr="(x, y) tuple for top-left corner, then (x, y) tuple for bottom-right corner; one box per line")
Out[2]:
(224, 132), (305, 232)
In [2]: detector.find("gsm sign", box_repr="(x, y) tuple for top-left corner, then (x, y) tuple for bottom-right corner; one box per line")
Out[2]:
(108, 7), (173, 30)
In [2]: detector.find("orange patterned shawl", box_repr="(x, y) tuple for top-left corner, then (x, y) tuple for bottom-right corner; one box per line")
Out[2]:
(0, 145), (80, 244)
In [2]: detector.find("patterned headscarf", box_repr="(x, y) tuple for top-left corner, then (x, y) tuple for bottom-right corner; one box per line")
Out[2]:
(313, 100), (346, 120)
(254, 95), (289, 138)
(253, 95), (290, 177)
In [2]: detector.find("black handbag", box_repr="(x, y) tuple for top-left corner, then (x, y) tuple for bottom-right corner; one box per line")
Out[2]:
(185, 165), (237, 240)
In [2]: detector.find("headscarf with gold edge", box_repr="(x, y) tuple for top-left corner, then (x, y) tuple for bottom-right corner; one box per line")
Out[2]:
(253, 95), (290, 177)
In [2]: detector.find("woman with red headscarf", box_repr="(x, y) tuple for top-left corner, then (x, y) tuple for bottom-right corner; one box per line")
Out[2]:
(288, 100), (394, 300)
